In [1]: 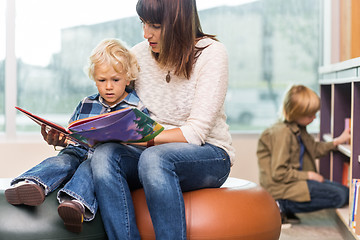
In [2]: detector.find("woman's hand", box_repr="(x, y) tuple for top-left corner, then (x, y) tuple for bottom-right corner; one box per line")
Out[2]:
(41, 125), (68, 147)
(307, 171), (324, 182)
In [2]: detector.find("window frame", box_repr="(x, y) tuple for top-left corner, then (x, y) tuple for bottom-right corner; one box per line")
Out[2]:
(4, 0), (17, 140)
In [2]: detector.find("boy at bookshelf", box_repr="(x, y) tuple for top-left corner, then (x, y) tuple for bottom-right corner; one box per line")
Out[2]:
(257, 84), (350, 226)
(5, 38), (147, 233)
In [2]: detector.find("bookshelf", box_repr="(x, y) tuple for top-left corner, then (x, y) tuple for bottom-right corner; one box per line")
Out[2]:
(319, 57), (360, 240)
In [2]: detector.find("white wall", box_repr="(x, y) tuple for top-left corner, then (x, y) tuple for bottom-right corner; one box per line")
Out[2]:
(0, 134), (260, 184)
(229, 134), (260, 184)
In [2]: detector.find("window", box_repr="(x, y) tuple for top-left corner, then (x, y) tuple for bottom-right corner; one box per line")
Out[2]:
(15, 0), (140, 131)
(5, 0), (322, 136)
(0, 0), (5, 132)
(202, 0), (321, 132)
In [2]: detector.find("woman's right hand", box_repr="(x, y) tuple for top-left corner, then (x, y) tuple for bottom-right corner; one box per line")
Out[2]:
(41, 125), (68, 147)
(307, 171), (324, 182)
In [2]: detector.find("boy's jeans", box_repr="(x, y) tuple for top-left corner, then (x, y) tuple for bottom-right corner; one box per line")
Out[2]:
(278, 179), (349, 214)
(91, 142), (231, 240)
(11, 145), (97, 220)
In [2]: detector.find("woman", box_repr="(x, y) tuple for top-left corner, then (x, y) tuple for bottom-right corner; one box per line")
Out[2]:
(89, 0), (235, 239)
(42, 0), (234, 239)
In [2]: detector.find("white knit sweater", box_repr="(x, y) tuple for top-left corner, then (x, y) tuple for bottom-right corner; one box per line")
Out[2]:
(132, 38), (235, 164)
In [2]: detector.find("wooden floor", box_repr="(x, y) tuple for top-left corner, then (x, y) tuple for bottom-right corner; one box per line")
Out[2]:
(279, 209), (345, 240)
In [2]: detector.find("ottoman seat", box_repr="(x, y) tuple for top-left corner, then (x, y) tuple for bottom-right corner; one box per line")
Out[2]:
(0, 178), (281, 240)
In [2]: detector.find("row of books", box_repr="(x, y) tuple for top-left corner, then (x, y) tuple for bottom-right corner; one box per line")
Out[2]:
(350, 179), (360, 234)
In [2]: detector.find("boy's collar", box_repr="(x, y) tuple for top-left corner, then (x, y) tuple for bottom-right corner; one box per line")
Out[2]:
(123, 87), (141, 106)
(285, 121), (304, 135)
(95, 87), (140, 109)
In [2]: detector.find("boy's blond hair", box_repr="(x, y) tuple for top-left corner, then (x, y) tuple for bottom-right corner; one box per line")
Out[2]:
(88, 39), (140, 82)
(282, 85), (320, 122)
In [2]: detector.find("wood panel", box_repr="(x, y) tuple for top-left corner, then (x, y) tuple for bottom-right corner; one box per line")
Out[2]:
(339, 0), (360, 61)
(351, 0), (360, 59)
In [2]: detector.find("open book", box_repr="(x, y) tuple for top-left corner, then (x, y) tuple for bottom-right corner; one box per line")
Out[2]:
(16, 106), (164, 148)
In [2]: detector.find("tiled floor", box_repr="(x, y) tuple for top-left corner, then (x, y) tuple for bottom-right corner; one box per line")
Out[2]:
(279, 209), (344, 240)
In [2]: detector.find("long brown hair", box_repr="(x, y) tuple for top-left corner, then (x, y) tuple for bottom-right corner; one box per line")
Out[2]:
(136, 0), (217, 79)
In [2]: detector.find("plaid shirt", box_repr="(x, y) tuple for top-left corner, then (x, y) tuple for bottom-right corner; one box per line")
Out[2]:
(69, 87), (148, 123)
(64, 88), (148, 157)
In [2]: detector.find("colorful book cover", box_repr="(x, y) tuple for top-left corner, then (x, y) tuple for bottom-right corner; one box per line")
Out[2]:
(351, 179), (358, 229)
(16, 106), (164, 148)
(355, 181), (360, 234)
(351, 179), (359, 231)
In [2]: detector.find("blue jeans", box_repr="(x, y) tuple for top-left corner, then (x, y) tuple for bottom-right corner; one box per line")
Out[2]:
(11, 145), (98, 221)
(277, 180), (349, 214)
(91, 142), (231, 240)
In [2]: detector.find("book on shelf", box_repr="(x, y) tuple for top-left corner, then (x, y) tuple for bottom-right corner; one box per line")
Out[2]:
(16, 106), (164, 148)
(342, 162), (350, 187)
(350, 179), (360, 234)
(345, 118), (351, 145)
(350, 179), (357, 232)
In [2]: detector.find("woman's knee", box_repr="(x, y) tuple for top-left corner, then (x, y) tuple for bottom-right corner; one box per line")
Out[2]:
(91, 143), (120, 177)
(138, 148), (170, 184)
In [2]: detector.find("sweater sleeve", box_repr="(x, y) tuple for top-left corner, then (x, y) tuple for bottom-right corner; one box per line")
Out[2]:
(179, 41), (229, 145)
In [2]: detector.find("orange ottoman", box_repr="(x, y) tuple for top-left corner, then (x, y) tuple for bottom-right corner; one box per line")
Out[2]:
(132, 178), (281, 240)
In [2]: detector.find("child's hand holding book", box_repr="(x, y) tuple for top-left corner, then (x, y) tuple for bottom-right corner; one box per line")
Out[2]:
(41, 124), (68, 148)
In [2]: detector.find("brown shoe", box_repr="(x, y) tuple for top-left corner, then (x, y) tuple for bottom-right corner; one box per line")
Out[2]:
(58, 200), (85, 233)
(5, 181), (45, 206)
